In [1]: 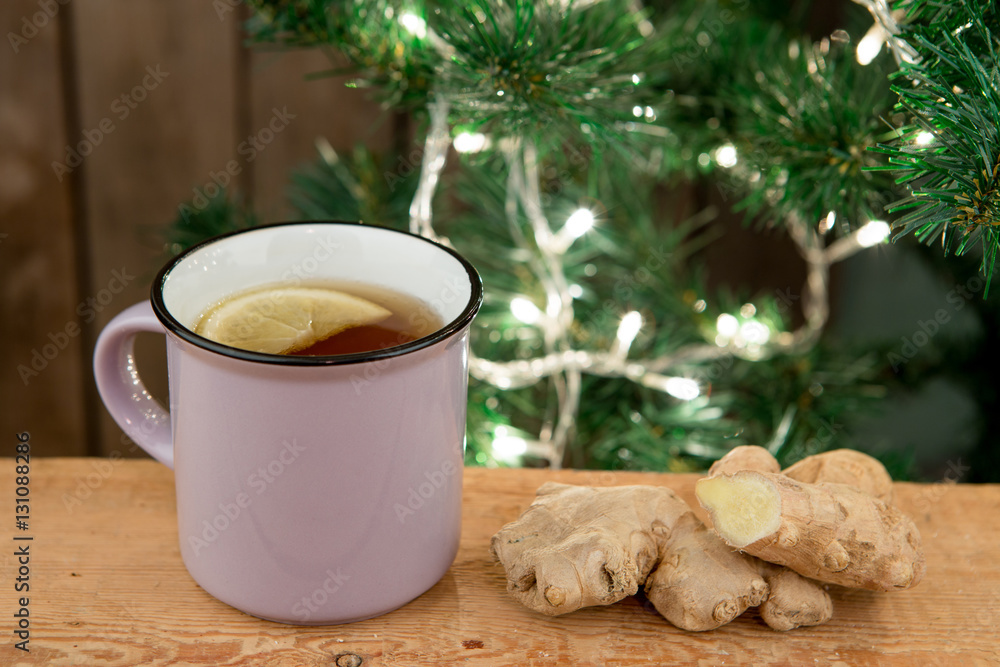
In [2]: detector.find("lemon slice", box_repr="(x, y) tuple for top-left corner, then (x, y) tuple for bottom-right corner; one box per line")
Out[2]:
(195, 286), (392, 354)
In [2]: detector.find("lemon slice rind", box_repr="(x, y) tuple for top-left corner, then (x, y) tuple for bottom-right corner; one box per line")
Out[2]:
(195, 286), (392, 355)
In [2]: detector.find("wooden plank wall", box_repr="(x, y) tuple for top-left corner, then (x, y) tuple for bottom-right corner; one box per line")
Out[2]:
(0, 0), (87, 457)
(1, 0), (396, 457)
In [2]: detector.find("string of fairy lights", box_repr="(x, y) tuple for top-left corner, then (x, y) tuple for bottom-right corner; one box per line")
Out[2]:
(851, 0), (920, 66)
(398, 3), (908, 468)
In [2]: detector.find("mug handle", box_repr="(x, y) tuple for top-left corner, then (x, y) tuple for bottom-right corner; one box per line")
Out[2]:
(93, 301), (174, 468)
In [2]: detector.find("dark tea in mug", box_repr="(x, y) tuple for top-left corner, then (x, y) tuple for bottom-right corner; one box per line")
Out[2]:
(194, 280), (443, 356)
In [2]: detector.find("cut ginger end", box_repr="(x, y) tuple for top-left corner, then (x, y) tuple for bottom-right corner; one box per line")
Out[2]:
(696, 473), (782, 549)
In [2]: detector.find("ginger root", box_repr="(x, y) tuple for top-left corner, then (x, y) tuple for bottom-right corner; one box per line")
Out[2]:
(709, 445), (781, 477)
(696, 470), (925, 591)
(643, 512), (768, 631)
(783, 448), (894, 503)
(754, 561), (833, 631)
(489, 483), (671, 616)
(709, 446), (834, 630)
(490, 446), (922, 633)
(490, 482), (769, 630)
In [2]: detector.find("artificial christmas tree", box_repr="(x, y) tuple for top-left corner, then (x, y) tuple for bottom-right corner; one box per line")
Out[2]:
(172, 0), (1000, 476)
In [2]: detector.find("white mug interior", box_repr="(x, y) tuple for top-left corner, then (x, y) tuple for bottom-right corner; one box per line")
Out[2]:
(159, 222), (476, 356)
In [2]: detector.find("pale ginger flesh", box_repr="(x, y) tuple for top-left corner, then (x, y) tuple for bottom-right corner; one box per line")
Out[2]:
(706, 445), (834, 630)
(696, 471), (925, 591)
(713, 445), (894, 503)
(696, 472), (783, 548)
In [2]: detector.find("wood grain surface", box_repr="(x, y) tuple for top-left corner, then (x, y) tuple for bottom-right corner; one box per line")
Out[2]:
(0, 460), (997, 666)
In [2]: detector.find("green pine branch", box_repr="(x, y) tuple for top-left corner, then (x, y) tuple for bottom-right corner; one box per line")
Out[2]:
(874, 0), (1000, 290)
(160, 0), (1000, 475)
(725, 29), (899, 229)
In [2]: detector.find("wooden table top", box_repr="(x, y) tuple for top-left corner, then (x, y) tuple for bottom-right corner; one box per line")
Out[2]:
(1, 459), (998, 666)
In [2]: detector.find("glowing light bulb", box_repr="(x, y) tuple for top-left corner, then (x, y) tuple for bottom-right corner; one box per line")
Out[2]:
(399, 12), (427, 38)
(564, 208), (595, 238)
(632, 105), (643, 118)
(857, 220), (891, 247)
(716, 144), (738, 168)
(856, 23), (887, 65)
(613, 312), (643, 358)
(551, 208), (596, 253)
(454, 132), (488, 153)
(664, 377), (700, 401)
(819, 210), (837, 234)
(716, 314), (739, 337)
(546, 296), (561, 319)
(915, 131), (935, 146)
(511, 297), (541, 324)
(616, 311), (643, 348)
(741, 321), (770, 345)
(492, 435), (528, 460)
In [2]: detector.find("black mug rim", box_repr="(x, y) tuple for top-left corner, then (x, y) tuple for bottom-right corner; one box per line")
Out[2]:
(150, 221), (484, 366)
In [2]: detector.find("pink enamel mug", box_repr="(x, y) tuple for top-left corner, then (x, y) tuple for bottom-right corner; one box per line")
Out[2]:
(93, 221), (482, 624)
